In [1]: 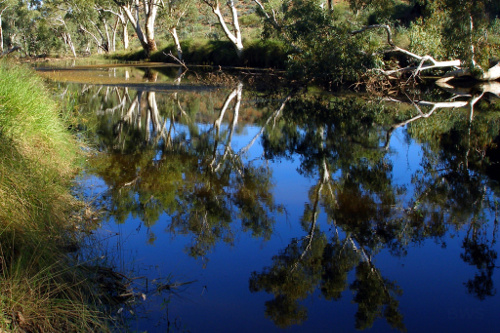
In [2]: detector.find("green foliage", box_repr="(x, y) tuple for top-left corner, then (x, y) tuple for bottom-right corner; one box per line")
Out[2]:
(123, 38), (288, 68)
(439, 0), (496, 70)
(407, 16), (446, 60)
(272, 0), (376, 87)
(242, 39), (286, 68)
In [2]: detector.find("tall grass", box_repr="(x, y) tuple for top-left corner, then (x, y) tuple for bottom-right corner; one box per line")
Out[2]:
(0, 61), (109, 332)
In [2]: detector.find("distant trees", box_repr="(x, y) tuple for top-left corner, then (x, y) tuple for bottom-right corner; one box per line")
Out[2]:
(2, 0), (499, 85)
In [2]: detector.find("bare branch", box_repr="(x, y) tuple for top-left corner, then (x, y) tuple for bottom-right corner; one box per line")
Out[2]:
(163, 51), (188, 70)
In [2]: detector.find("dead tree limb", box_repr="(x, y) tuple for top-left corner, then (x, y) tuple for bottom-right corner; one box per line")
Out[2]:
(351, 24), (500, 81)
(163, 51), (188, 70)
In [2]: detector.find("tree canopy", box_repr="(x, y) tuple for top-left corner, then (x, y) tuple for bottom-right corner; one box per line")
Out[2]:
(2, 1), (499, 87)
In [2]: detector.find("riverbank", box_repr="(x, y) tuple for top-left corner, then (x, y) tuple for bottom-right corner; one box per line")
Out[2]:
(0, 62), (110, 332)
(106, 38), (287, 69)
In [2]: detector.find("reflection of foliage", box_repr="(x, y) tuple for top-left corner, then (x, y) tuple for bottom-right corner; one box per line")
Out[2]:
(61, 79), (500, 331)
(252, 89), (500, 330)
(73, 84), (281, 260)
(252, 94), (409, 331)
(250, 232), (406, 331)
(404, 93), (500, 300)
(249, 232), (329, 328)
(350, 262), (404, 331)
(461, 220), (498, 300)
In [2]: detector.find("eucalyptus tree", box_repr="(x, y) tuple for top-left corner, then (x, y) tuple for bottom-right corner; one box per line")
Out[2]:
(43, 0), (80, 56)
(90, 0), (131, 50)
(202, 0), (244, 58)
(160, 0), (195, 60)
(56, 0), (118, 54)
(4, 1), (64, 56)
(114, 0), (161, 57)
(0, 0), (11, 52)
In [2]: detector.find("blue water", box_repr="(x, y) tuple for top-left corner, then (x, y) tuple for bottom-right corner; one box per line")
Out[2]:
(64, 75), (500, 332)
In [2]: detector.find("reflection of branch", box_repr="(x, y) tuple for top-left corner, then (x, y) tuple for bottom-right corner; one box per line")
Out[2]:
(97, 87), (129, 115)
(291, 180), (322, 273)
(210, 83), (243, 172)
(381, 88), (488, 150)
(291, 156), (332, 273)
(239, 94), (292, 155)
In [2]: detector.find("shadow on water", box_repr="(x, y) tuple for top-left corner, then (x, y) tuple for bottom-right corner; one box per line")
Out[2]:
(49, 65), (500, 332)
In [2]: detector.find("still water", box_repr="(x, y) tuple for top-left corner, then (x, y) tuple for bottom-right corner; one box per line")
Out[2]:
(42, 64), (500, 332)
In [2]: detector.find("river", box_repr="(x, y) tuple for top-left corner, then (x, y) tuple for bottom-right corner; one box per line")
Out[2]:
(39, 63), (500, 332)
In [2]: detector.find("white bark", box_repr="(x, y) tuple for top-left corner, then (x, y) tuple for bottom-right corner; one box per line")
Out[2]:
(0, 8), (5, 53)
(103, 18), (111, 52)
(169, 27), (182, 60)
(99, 7), (130, 50)
(352, 24), (500, 81)
(62, 32), (77, 58)
(111, 18), (120, 52)
(252, 0), (280, 30)
(0, 1), (6, 53)
(122, 2), (147, 49)
(203, 0), (244, 57)
(121, 0), (159, 55)
(144, 0), (158, 51)
(80, 25), (106, 53)
(55, 18), (76, 57)
(122, 21), (129, 49)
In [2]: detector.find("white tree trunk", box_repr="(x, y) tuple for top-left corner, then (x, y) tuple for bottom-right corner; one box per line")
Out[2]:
(103, 18), (111, 52)
(205, 0), (244, 58)
(122, 20), (129, 50)
(352, 24), (500, 82)
(144, 0), (158, 52)
(122, 3), (148, 48)
(63, 32), (77, 57)
(170, 27), (182, 60)
(0, 3), (7, 53)
(1, 15), (4, 53)
(121, 0), (158, 56)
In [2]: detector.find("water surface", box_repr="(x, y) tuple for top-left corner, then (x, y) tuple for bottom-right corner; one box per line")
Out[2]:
(45, 64), (500, 332)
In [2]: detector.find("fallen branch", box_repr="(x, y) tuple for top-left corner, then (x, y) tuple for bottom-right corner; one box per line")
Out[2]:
(351, 24), (500, 81)
(163, 51), (188, 70)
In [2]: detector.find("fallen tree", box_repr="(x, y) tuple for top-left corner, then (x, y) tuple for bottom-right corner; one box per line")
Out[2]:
(352, 24), (500, 82)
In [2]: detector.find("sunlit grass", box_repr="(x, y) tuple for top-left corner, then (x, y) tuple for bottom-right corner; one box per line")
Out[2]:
(0, 60), (110, 332)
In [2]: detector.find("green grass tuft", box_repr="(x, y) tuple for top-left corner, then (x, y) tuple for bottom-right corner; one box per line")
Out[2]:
(0, 60), (111, 332)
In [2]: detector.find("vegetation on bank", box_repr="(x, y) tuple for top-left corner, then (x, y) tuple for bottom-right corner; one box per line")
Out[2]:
(107, 38), (288, 70)
(2, 1), (500, 90)
(0, 62), (109, 332)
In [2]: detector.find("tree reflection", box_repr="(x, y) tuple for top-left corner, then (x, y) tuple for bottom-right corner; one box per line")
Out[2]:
(64, 78), (500, 331)
(251, 85), (500, 330)
(403, 82), (500, 300)
(74, 83), (282, 261)
(251, 95), (407, 330)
